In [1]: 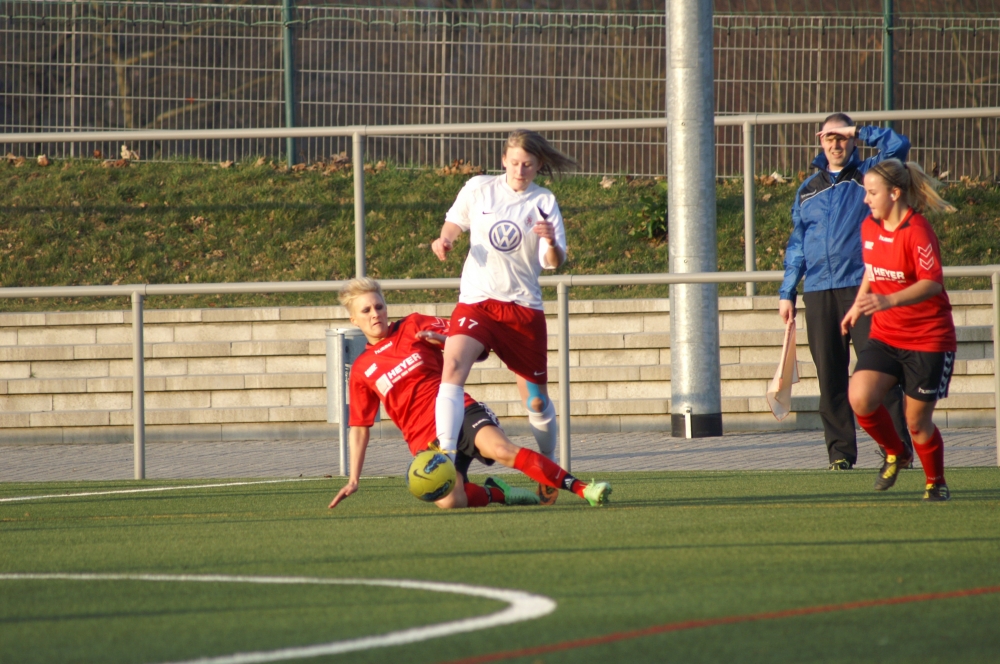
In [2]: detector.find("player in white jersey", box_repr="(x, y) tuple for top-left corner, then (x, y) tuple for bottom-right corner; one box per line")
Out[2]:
(431, 130), (577, 505)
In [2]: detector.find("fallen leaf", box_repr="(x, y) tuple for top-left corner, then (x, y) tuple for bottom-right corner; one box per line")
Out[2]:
(254, 157), (267, 167)
(762, 193), (772, 202)
(120, 145), (139, 161)
(219, 160), (234, 169)
(600, 175), (615, 189)
(36, 154), (50, 167)
(93, 149), (102, 159)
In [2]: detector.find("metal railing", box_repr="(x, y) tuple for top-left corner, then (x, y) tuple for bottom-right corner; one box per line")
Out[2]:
(4, 106), (999, 289)
(2, 267), (998, 478)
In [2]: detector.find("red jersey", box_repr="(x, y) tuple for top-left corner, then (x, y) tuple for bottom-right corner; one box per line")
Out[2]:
(860, 210), (956, 352)
(348, 314), (475, 455)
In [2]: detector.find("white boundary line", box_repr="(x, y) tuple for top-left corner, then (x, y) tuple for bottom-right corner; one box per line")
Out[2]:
(0, 478), (329, 503)
(0, 573), (557, 664)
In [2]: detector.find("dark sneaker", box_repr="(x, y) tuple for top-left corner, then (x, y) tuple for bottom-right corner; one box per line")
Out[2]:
(484, 476), (540, 506)
(874, 453), (910, 491)
(536, 483), (559, 506)
(876, 441), (914, 468)
(923, 483), (950, 502)
(829, 459), (853, 471)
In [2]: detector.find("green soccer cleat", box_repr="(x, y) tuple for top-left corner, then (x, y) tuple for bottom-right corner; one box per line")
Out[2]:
(923, 483), (951, 502)
(484, 476), (540, 506)
(874, 453), (910, 491)
(582, 480), (612, 507)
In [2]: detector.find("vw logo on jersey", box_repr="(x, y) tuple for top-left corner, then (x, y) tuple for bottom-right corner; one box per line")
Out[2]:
(489, 220), (522, 253)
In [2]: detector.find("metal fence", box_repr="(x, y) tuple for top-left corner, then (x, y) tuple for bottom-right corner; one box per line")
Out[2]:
(3, 2), (999, 178)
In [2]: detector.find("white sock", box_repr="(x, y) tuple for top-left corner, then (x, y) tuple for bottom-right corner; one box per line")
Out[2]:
(435, 383), (465, 454)
(527, 400), (558, 462)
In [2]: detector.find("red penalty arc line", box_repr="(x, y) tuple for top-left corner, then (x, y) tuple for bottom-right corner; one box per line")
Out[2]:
(444, 584), (1000, 664)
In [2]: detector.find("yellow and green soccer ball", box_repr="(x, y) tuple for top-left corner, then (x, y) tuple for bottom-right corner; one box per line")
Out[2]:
(407, 450), (457, 502)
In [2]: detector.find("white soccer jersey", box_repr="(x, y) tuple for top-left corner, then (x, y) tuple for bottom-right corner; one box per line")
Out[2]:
(445, 174), (567, 310)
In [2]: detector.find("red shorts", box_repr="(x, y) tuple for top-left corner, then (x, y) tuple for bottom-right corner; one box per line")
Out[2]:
(450, 300), (549, 383)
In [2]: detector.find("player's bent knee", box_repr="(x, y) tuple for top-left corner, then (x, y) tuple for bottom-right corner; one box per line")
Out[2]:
(524, 381), (548, 413)
(848, 386), (875, 416)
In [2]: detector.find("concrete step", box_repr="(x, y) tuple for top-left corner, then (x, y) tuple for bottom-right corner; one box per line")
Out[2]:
(0, 294), (995, 438)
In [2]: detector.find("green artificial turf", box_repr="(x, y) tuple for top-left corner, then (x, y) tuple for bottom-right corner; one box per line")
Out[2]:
(2, 469), (1000, 663)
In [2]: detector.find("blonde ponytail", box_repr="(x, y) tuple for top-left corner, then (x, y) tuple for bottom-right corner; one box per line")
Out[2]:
(869, 159), (956, 214)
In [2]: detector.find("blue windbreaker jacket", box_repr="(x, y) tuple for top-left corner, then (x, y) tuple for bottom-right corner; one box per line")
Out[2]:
(778, 126), (910, 302)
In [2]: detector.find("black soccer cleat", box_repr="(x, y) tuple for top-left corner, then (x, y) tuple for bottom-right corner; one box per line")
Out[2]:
(828, 459), (853, 471)
(923, 483), (950, 502)
(873, 453), (911, 491)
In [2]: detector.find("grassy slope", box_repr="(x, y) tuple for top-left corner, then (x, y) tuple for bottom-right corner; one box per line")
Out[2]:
(1, 470), (999, 663)
(1, 158), (998, 312)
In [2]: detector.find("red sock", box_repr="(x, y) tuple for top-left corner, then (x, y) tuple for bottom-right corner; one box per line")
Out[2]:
(463, 482), (502, 508)
(913, 427), (946, 485)
(856, 405), (906, 457)
(513, 448), (585, 497)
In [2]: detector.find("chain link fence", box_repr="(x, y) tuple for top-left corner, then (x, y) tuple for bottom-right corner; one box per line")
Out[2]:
(2, 1), (998, 179)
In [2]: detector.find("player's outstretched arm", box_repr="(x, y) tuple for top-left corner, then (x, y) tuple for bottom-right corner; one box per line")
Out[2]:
(329, 426), (371, 508)
(415, 329), (447, 346)
(431, 222), (464, 261)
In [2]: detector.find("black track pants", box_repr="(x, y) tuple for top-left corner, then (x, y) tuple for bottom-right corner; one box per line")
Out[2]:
(802, 287), (910, 464)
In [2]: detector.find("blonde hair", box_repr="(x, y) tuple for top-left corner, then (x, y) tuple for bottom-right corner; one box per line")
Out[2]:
(868, 159), (956, 214)
(503, 129), (578, 177)
(338, 277), (383, 314)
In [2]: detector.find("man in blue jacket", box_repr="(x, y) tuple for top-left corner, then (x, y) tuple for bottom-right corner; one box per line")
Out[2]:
(779, 113), (912, 470)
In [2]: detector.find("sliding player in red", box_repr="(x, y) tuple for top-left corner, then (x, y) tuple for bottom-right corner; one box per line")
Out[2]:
(328, 278), (612, 510)
(841, 159), (956, 501)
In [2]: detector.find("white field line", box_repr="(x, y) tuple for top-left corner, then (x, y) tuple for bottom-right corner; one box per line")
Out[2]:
(0, 478), (337, 503)
(0, 573), (557, 664)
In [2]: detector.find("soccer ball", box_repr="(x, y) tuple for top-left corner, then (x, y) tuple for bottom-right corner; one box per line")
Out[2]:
(407, 450), (457, 502)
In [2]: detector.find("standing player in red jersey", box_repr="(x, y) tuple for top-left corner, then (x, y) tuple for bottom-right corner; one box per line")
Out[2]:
(840, 159), (957, 501)
(430, 129), (601, 506)
(327, 278), (612, 510)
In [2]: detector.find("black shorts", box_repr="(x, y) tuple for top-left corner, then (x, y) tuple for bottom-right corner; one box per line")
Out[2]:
(854, 339), (955, 402)
(430, 401), (501, 481)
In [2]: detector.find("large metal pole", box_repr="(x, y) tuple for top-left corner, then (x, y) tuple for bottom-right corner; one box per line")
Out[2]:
(883, 0), (894, 128)
(993, 271), (999, 467)
(743, 122), (756, 297)
(353, 132), (366, 278)
(282, 0), (296, 166)
(667, 0), (723, 438)
(131, 291), (145, 479)
(558, 282), (571, 471)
